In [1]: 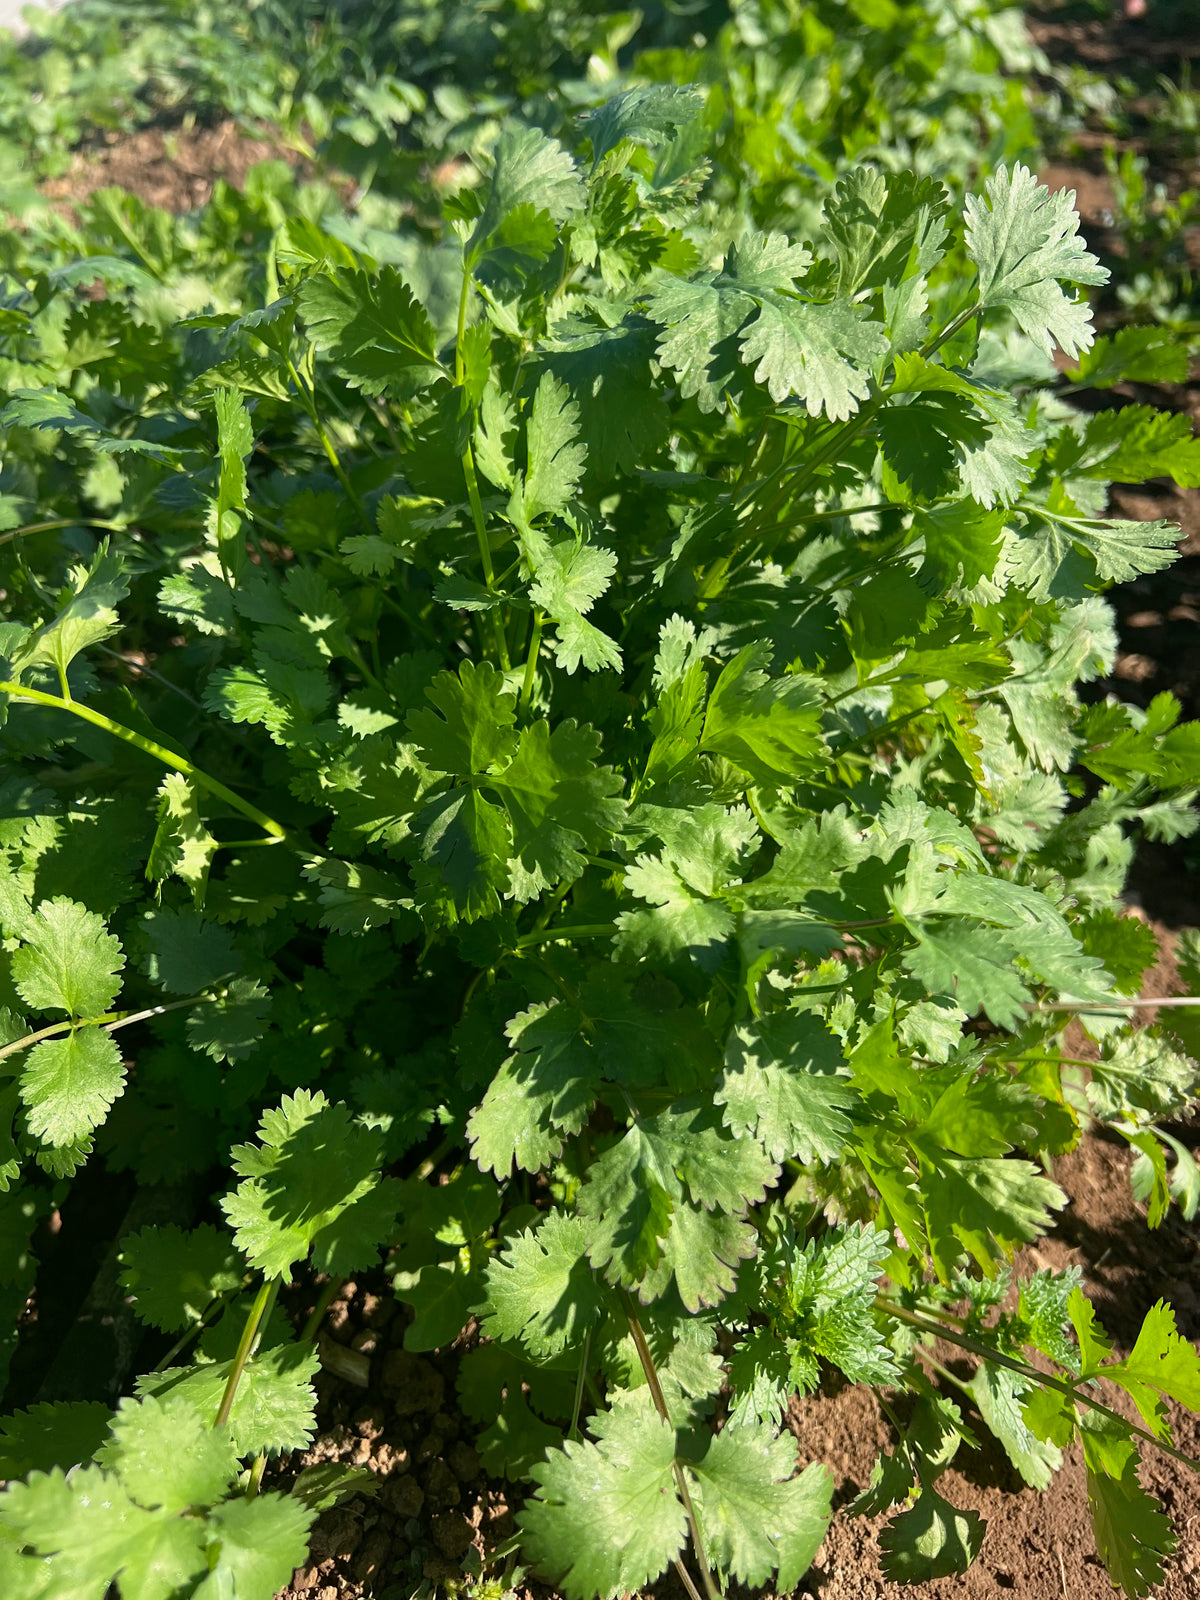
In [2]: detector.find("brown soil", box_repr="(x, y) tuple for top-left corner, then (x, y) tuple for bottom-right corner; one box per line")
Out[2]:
(39, 119), (304, 213)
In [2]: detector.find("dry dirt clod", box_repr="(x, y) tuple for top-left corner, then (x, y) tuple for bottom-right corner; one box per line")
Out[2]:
(381, 1475), (425, 1518)
(380, 1349), (445, 1413)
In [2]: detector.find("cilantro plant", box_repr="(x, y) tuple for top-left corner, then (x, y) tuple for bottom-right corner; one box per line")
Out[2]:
(2, 54), (1200, 1600)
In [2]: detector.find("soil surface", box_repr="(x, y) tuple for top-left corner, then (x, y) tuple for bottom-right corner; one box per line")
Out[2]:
(17, 11), (1200, 1595)
(39, 119), (305, 214)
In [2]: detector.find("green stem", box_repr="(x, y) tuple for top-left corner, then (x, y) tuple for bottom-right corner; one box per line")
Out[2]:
(0, 517), (130, 549)
(153, 1285), (242, 1372)
(622, 1296), (722, 1600)
(286, 357), (370, 530)
(1033, 996), (1200, 1011)
(520, 610), (544, 710)
(215, 1278), (279, 1429)
(0, 682), (287, 840)
(879, 1299), (1200, 1472)
(454, 269), (510, 671)
(918, 300), (984, 361)
(301, 1277), (343, 1344)
(245, 1452), (268, 1499)
(569, 1328), (591, 1443)
(0, 993), (217, 1066)
(516, 923), (616, 949)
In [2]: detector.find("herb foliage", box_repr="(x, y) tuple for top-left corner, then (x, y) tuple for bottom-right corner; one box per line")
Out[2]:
(0, 4), (1199, 1597)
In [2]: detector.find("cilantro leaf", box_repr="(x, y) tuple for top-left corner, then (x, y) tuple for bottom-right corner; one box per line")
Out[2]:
(879, 1488), (987, 1582)
(299, 266), (441, 396)
(484, 1211), (607, 1357)
(197, 1493), (316, 1600)
(0, 1400), (111, 1478)
(95, 1394), (238, 1513)
(520, 1407), (686, 1599)
(12, 897), (124, 1018)
(138, 1341), (318, 1457)
(118, 1223), (243, 1333)
(700, 645), (825, 785)
(221, 1090), (390, 1279)
(718, 1012), (855, 1163)
(8, 545), (130, 679)
(468, 124), (586, 267)
(965, 164), (1108, 358)
(22, 1027), (126, 1147)
(689, 1425), (832, 1588)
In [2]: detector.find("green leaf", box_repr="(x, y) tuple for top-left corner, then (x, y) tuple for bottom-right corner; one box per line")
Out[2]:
(688, 1424), (832, 1588)
(515, 371), (589, 523)
(965, 163), (1108, 358)
(146, 774), (219, 904)
(772, 1224), (899, 1392)
(393, 1257), (483, 1351)
(520, 1407), (686, 1600)
(578, 1097), (775, 1308)
(139, 909), (238, 994)
(700, 645), (825, 785)
(407, 659), (518, 778)
(1063, 405), (1200, 489)
(12, 897), (124, 1018)
(490, 719), (625, 899)
(645, 229), (815, 413)
(196, 1493), (316, 1600)
(301, 856), (415, 935)
(902, 921), (1032, 1030)
(1065, 325), (1189, 388)
(879, 1487), (987, 1581)
(95, 1394), (238, 1513)
(0, 1465), (207, 1600)
(543, 321), (669, 477)
(9, 544), (130, 679)
(968, 1362), (1061, 1489)
(824, 168), (950, 295)
(137, 1341), (318, 1457)
(213, 388), (252, 584)
(581, 84), (705, 169)
(299, 267), (441, 396)
(740, 294), (888, 420)
(921, 1155), (1066, 1279)
(1080, 1416), (1175, 1598)
(484, 1211), (607, 1358)
(22, 1027), (125, 1146)
(221, 1090), (388, 1279)
(118, 1223), (243, 1333)
(468, 124), (586, 266)
(717, 1012), (855, 1163)
(0, 1400), (111, 1477)
(185, 977), (271, 1063)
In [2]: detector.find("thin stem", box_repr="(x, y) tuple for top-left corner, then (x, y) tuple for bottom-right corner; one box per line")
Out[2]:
(516, 923), (616, 949)
(622, 1296), (722, 1600)
(569, 1328), (591, 1443)
(301, 1277), (343, 1344)
(0, 681), (287, 840)
(1033, 996), (1200, 1011)
(918, 300), (984, 361)
(454, 267), (510, 669)
(153, 1285), (242, 1372)
(0, 994), (216, 1066)
(245, 1452), (268, 1499)
(0, 516), (130, 548)
(520, 610), (544, 710)
(286, 356), (370, 529)
(215, 1278), (279, 1429)
(879, 1299), (1200, 1473)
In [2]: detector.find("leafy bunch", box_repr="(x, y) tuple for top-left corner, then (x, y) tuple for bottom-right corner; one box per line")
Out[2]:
(0, 36), (1199, 1600)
